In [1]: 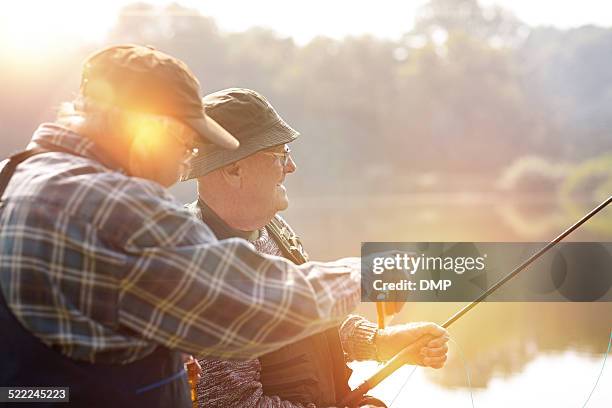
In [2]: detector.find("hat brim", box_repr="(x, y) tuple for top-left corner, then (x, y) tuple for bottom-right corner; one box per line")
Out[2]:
(183, 114), (240, 150)
(181, 119), (299, 181)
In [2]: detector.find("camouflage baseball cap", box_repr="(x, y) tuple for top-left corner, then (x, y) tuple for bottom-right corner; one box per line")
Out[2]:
(181, 88), (299, 180)
(80, 44), (239, 150)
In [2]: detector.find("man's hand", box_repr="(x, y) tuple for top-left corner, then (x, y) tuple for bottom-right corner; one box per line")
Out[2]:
(375, 322), (449, 368)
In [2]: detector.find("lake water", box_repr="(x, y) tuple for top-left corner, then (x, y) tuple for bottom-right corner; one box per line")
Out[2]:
(169, 185), (612, 406)
(349, 350), (611, 407)
(348, 302), (611, 407)
(284, 193), (612, 407)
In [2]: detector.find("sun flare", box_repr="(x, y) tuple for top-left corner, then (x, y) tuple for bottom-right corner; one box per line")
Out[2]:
(0, 1), (116, 57)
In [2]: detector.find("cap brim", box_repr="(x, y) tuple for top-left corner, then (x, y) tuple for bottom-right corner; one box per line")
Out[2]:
(183, 115), (240, 150)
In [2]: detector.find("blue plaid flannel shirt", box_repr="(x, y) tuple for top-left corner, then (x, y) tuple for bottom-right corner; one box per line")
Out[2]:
(0, 123), (361, 364)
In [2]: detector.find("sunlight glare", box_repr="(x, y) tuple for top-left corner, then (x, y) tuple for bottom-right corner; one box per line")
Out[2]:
(0, 1), (116, 57)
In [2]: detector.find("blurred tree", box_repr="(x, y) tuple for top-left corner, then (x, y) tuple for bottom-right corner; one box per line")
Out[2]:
(520, 26), (612, 160)
(2, 0), (611, 197)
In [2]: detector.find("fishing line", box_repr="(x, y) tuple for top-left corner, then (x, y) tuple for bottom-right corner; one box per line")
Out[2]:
(386, 329), (611, 408)
(581, 328), (612, 408)
(388, 366), (417, 408)
(387, 337), (475, 408)
(450, 337), (476, 408)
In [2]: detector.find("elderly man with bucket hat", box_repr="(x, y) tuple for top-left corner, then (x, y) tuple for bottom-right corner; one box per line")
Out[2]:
(183, 88), (450, 408)
(0, 45), (374, 408)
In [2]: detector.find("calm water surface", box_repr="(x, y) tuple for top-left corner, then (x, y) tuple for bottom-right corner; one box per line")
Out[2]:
(349, 302), (611, 407)
(169, 184), (612, 406)
(284, 194), (612, 407)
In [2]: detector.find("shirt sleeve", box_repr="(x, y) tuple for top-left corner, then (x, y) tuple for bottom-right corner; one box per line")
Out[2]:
(114, 184), (361, 360)
(339, 315), (379, 362)
(196, 358), (315, 408)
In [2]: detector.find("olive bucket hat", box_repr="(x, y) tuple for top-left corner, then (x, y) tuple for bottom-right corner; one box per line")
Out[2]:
(181, 88), (299, 180)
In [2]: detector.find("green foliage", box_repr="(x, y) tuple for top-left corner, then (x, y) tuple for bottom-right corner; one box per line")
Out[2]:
(1, 0), (611, 197)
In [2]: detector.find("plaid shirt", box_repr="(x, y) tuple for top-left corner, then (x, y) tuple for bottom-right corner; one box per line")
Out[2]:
(0, 123), (361, 364)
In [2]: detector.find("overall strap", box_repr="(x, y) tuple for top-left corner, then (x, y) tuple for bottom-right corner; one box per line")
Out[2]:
(0, 147), (53, 201)
(266, 215), (310, 264)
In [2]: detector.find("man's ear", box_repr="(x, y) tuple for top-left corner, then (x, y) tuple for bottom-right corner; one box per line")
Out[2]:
(220, 162), (242, 188)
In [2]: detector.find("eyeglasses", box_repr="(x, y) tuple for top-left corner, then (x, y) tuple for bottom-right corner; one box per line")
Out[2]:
(165, 119), (199, 160)
(175, 137), (199, 161)
(263, 146), (292, 167)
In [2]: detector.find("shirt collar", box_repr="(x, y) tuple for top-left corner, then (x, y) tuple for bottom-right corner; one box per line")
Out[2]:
(197, 198), (259, 241)
(29, 123), (127, 173)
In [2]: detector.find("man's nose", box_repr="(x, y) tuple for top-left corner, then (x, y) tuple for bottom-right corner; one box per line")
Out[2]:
(285, 155), (297, 173)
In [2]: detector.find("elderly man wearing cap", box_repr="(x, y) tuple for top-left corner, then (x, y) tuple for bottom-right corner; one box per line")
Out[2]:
(0, 45), (373, 408)
(183, 88), (449, 408)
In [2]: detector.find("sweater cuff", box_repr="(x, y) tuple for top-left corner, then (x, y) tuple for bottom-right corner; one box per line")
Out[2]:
(341, 316), (380, 361)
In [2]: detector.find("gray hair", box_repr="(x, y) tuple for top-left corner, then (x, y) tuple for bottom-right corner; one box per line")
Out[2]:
(56, 97), (120, 138)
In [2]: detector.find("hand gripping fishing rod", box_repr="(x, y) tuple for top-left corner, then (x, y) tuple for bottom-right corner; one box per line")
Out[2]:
(339, 195), (612, 407)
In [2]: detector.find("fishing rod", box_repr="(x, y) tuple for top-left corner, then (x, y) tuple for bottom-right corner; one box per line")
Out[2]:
(340, 195), (612, 407)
